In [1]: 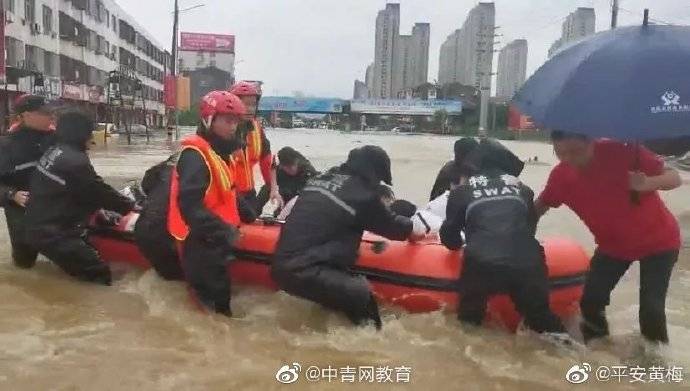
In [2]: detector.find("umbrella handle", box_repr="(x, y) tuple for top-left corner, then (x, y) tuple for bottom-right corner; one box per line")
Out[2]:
(630, 141), (641, 205)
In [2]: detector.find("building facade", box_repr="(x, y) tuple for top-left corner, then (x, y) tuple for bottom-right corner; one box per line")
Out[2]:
(437, 2), (495, 91)
(353, 79), (368, 99)
(177, 32), (235, 74)
(364, 62), (374, 96)
(185, 66), (233, 108)
(496, 39), (527, 99)
(408, 23), (429, 89)
(2, 0), (171, 130)
(548, 7), (595, 57)
(372, 3), (399, 99)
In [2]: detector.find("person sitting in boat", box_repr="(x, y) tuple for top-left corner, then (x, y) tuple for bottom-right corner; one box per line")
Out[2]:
(390, 193), (447, 240)
(271, 146), (426, 329)
(167, 91), (249, 316)
(439, 147), (567, 336)
(25, 110), (135, 285)
(429, 137), (479, 201)
(229, 81), (280, 213)
(255, 146), (318, 215)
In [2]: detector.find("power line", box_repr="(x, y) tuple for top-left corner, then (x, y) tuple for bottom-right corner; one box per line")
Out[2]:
(618, 7), (679, 26)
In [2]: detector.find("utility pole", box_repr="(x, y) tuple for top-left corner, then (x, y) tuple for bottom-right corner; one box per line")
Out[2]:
(476, 25), (500, 138)
(170, 0), (179, 138)
(611, 0), (620, 29)
(171, 0), (179, 76)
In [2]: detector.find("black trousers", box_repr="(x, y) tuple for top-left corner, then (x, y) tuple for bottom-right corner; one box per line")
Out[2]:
(580, 249), (677, 344)
(37, 235), (112, 285)
(272, 242), (381, 328)
(181, 235), (233, 316)
(459, 260), (566, 334)
(4, 204), (39, 268)
(134, 216), (183, 281)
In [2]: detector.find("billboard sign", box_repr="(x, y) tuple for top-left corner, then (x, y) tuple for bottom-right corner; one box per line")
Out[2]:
(350, 99), (462, 115)
(180, 32), (235, 53)
(259, 97), (344, 113)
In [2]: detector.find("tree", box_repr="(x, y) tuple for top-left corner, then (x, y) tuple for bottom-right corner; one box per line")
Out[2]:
(177, 106), (199, 126)
(433, 109), (449, 133)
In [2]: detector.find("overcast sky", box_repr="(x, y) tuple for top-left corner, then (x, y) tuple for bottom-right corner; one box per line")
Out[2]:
(116, 0), (690, 99)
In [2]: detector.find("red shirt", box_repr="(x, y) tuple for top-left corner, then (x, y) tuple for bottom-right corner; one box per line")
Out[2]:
(539, 140), (680, 260)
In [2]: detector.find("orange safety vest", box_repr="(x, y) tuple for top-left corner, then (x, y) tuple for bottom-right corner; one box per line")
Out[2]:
(168, 134), (240, 241)
(232, 119), (263, 193)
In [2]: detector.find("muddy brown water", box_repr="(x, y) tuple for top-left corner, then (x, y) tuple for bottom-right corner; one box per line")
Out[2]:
(1, 128), (689, 390)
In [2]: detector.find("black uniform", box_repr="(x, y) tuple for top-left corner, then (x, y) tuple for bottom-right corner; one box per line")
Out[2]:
(0, 125), (54, 268)
(429, 138), (479, 201)
(440, 168), (565, 333)
(272, 146), (412, 328)
(133, 154), (182, 280)
(174, 132), (252, 316)
(25, 112), (134, 284)
(430, 138), (524, 201)
(256, 149), (318, 214)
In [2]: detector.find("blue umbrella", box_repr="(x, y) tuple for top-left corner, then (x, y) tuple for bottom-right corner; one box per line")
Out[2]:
(513, 22), (690, 141)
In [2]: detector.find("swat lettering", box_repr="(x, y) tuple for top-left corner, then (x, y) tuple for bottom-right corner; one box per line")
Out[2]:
(307, 174), (348, 193)
(473, 185), (521, 199)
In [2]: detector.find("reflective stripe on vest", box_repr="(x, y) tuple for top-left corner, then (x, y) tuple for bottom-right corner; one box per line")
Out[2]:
(168, 135), (240, 241)
(233, 119), (263, 193)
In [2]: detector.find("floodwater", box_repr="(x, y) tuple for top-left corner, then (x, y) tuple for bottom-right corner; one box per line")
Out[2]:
(1, 128), (689, 390)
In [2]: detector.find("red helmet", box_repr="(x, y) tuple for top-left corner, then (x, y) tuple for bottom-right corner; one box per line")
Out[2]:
(229, 81), (262, 97)
(199, 90), (246, 128)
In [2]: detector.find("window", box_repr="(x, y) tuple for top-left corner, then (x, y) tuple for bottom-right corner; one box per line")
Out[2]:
(42, 5), (52, 34)
(112, 15), (116, 32)
(58, 12), (75, 41)
(210, 60), (216, 67)
(25, 0), (35, 23)
(7, 0), (15, 14)
(44, 51), (57, 76)
(105, 10), (109, 27)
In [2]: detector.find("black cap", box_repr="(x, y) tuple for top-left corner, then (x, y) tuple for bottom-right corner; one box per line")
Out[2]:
(454, 137), (479, 165)
(14, 94), (51, 115)
(344, 145), (392, 186)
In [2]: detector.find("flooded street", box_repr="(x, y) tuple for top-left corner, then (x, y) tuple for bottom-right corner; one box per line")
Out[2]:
(1, 128), (689, 390)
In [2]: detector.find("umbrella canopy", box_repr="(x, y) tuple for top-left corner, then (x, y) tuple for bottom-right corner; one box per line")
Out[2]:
(513, 24), (690, 141)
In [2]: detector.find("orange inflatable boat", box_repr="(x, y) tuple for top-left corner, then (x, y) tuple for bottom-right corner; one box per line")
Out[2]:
(89, 214), (590, 331)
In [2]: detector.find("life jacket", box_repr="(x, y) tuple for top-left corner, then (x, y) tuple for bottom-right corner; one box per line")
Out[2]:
(232, 119), (263, 193)
(168, 134), (240, 241)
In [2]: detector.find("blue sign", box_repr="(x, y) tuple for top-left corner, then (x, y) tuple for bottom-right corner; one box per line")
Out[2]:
(259, 97), (344, 113)
(350, 99), (462, 115)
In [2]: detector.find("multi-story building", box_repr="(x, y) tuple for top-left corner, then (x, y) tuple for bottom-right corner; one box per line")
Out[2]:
(408, 23), (429, 89)
(372, 3), (399, 99)
(496, 39), (528, 99)
(1, 0), (171, 130)
(364, 62), (374, 96)
(548, 7), (595, 57)
(437, 2), (495, 90)
(393, 22), (430, 98)
(370, 4), (429, 99)
(352, 79), (368, 99)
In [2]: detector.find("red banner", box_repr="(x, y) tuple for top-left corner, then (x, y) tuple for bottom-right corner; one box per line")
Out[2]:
(164, 75), (176, 108)
(180, 32), (235, 53)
